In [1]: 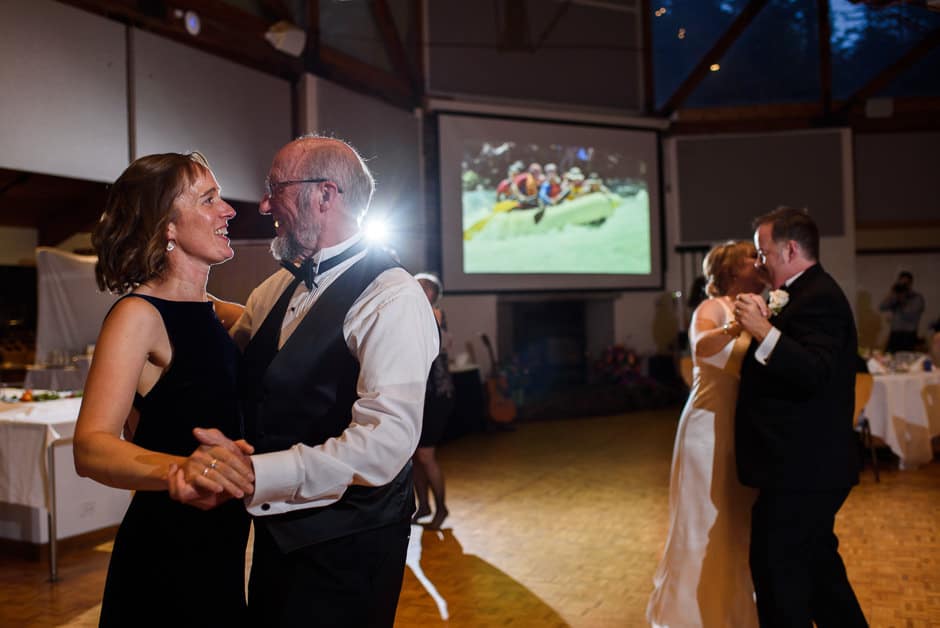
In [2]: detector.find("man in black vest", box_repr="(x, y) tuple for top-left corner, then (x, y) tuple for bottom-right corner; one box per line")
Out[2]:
(184, 135), (438, 626)
(733, 207), (867, 627)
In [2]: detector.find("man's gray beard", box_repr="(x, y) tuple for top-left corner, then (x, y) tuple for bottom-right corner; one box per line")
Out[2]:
(269, 235), (299, 262)
(269, 219), (320, 262)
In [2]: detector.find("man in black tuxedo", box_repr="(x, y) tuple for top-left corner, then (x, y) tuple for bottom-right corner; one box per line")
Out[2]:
(733, 207), (867, 627)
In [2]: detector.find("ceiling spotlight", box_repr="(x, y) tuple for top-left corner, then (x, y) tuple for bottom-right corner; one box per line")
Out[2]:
(710, 63), (721, 72)
(173, 9), (201, 36)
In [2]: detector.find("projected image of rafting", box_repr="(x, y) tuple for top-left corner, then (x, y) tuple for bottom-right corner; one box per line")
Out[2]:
(460, 153), (652, 275)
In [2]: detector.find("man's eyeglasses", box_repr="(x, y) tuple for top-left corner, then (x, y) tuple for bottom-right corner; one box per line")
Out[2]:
(263, 178), (345, 198)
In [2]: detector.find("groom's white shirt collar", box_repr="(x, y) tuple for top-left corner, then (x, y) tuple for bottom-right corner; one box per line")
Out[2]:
(785, 268), (807, 288)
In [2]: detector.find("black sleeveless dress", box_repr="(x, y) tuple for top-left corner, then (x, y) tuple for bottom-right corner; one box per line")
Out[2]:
(98, 295), (250, 628)
(419, 318), (455, 448)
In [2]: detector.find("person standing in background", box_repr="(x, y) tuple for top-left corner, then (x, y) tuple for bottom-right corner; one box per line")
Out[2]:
(879, 271), (925, 353)
(412, 272), (455, 531)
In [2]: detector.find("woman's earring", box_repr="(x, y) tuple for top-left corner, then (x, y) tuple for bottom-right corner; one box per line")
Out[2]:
(166, 240), (176, 252)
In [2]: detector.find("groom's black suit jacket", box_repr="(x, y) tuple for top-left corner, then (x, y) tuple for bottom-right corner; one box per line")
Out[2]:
(735, 263), (861, 490)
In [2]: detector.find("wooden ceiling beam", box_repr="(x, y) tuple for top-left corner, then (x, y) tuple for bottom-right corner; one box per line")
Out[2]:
(640, 0), (655, 113)
(318, 45), (417, 110)
(371, 0), (420, 96)
(657, 0), (770, 117)
(259, 0), (294, 23)
(304, 0), (321, 74)
(817, 0), (833, 115)
(533, 0), (572, 51)
(58, 0), (302, 81)
(413, 0), (426, 98)
(37, 198), (102, 247)
(669, 97), (940, 134)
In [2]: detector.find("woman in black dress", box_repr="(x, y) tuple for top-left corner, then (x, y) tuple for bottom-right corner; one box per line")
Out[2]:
(73, 152), (254, 627)
(412, 273), (455, 530)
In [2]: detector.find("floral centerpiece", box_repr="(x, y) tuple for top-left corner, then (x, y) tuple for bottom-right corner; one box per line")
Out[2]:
(592, 344), (642, 385)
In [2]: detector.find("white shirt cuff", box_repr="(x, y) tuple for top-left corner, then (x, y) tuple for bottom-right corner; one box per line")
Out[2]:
(754, 326), (781, 365)
(245, 449), (304, 516)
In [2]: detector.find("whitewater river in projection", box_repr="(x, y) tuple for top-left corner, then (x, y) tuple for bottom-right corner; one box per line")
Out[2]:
(461, 187), (652, 275)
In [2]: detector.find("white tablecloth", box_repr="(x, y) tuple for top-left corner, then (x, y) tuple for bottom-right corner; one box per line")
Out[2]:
(861, 371), (940, 469)
(0, 395), (83, 509)
(23, 366), (86, 392)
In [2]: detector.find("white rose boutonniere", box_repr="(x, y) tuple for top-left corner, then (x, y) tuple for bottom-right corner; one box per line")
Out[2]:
(767, 289), (789, 316)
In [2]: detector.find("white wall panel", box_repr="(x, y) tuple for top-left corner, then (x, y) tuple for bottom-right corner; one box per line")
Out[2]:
(132, 29), (291, 202)
(0, 0), (127, 181)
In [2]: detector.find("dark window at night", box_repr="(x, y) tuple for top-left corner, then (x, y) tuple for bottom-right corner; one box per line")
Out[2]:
(651, 0), (940, 109)
(687, 0), (819, 108)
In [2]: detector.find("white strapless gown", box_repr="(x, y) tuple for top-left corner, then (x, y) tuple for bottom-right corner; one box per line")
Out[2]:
(647, 320), (758, 627)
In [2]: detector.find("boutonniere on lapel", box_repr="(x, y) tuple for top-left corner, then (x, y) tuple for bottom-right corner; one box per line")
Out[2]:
(767, 289), (789, 317)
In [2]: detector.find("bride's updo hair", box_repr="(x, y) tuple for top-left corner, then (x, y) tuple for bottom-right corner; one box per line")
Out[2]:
(703, 240), (757, 297)
(93, 152), (211, 294)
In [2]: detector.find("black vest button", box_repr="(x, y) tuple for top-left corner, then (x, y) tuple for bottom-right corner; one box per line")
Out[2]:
(261, 503), (271, 511)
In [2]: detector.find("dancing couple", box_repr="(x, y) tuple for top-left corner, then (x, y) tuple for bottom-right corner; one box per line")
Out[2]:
(74, 136), (439, 627)
(648, 207), (868, 627)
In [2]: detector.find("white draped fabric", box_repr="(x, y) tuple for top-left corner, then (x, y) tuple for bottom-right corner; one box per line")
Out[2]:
(34, 247), (117, 363)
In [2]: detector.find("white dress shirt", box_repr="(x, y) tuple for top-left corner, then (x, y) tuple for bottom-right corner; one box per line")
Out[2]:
(754, 268), (807, 365)
(230, 234), (439, 516)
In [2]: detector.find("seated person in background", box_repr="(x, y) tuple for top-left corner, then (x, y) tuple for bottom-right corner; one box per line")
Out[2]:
(496, 161), (525, 201)
(584, 172), (610, 195)
(537, 163), (564, 206)
(879, 271), (925, 353)
(511, 162), (543, 208)
(560, 166), (587, 200)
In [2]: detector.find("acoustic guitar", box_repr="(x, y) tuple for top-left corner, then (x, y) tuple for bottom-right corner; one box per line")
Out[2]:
(479, 333), (517, 424)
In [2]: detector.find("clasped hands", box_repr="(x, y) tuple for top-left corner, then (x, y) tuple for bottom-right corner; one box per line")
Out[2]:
(168, 428), (255, 511)
(732, 293), (773, 342)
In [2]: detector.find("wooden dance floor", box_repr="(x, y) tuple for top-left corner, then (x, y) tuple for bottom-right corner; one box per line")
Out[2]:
(1, 408), (938, 626)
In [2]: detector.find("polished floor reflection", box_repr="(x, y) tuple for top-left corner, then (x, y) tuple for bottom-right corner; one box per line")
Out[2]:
(1, 408), (938, 626)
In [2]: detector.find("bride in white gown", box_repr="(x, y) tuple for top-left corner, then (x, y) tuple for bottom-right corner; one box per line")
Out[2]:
(648, 241), (766, 628)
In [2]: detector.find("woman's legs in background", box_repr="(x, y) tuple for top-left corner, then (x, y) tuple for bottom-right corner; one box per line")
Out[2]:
(413, 446), (448, 530)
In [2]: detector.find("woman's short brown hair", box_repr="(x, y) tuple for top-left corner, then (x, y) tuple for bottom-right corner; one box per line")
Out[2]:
(93, 152), (210, 294)
(702, 240), (756, 298)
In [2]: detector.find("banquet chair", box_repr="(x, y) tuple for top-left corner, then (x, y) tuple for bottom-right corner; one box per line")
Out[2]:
(922, 384), (940, 457)
(679, 356), (693, 388)
(854, 372), (878, 482)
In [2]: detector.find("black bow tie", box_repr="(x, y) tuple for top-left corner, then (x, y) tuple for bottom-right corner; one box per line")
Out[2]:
(281, 257), (316, 290)
(280, 240), (368, 290)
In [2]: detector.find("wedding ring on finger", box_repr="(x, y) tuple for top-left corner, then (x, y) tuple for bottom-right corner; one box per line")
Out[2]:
(202, 466), (211, 477)
(209, 459), (218, 470)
